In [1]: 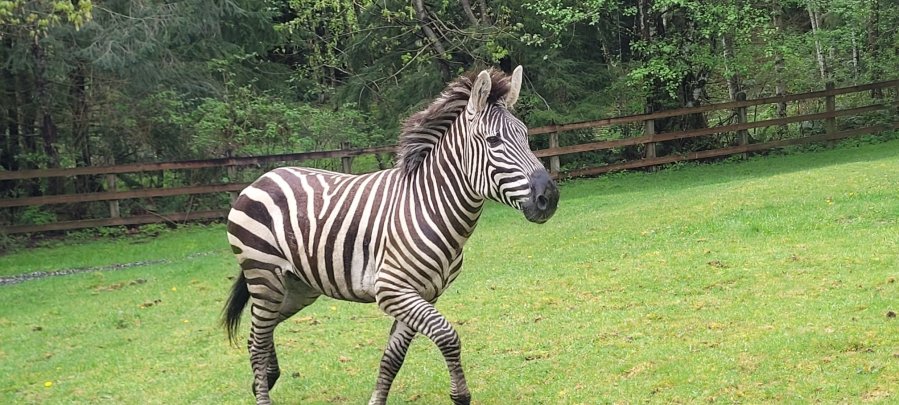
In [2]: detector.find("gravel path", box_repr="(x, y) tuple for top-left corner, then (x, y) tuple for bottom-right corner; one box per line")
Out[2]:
(0, 259), (171, 286)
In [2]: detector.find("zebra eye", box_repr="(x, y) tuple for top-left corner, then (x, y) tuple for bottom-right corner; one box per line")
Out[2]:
(485, 134), (501, 147)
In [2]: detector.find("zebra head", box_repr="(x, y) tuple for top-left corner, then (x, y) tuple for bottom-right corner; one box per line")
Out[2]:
(464, 66), (559, 224)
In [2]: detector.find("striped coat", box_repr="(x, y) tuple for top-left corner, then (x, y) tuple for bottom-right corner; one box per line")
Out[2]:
(223, 66), (559, 405)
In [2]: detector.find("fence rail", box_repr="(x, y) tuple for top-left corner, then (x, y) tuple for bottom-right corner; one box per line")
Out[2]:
(2, 79), (897, 234)
(0, 145), (398, 181)
(527, 79), (899, 136)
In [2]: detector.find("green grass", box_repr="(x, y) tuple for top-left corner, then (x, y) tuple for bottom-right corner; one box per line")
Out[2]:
(2, 140), (898, 404)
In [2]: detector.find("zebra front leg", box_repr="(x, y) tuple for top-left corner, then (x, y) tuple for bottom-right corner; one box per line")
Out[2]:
(369, 320), (416, 405)
(377, 290), (470, 405)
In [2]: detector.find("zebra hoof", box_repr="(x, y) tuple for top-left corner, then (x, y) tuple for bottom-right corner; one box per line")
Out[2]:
(450, 392), (471, 405)
(251, 384), (272, 405)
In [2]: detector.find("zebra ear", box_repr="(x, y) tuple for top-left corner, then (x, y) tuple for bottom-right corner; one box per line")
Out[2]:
(505, 66), (523, 108)
(466, 70), (492, 120)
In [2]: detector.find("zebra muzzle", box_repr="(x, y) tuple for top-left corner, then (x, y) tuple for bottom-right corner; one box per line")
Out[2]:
(522, 169), (559, 224)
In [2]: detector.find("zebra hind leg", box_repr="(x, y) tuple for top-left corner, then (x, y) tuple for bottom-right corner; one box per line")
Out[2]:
(246, 273), (320, 405)
(265, 348), (281, 391)
(247, 295), (282, 405)
(248, 327), (285, 398)
(368, 320), (416, 405)
(271, 274), (320, 389)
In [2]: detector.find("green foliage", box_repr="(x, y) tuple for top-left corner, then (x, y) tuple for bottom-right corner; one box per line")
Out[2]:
(63, 226), (126, 242)
(2, 0), (898, 229)
(0, 0), (93, 36)
(275, 0), (368, 87)
(140, 85), (382, 159)
(18, 206), (56, 226)
(136, 223), (168, 238)
(97, 226), (126, 238)
(0, 231), (22, 254)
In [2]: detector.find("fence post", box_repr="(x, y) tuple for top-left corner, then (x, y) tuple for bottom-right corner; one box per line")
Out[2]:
(825, 81), (836, 134)
(548, 132), (560, 176)
(340, 142), (354, 174)
(894, 83), (899, 115)
(736, 91), (749, 159)
(736, 91), (749, 146)
(105, 174), (120, 218)
(644, 118), (656, 160)
(226, 165), (238, 204)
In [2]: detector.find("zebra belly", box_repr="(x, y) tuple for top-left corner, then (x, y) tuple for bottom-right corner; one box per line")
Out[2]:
(294, 234), (381, 303)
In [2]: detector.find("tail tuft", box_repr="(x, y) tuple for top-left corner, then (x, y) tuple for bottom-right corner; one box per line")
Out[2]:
(221, 272), (250, 346)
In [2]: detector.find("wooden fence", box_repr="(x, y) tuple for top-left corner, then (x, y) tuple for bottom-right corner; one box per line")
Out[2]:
(2, 79), (897, 234)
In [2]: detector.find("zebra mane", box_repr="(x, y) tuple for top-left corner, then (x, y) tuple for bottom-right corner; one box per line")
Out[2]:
(396, 69), (513, 175)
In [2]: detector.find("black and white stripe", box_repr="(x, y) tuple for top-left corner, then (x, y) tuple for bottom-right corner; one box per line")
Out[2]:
(222, 66), (559, 405)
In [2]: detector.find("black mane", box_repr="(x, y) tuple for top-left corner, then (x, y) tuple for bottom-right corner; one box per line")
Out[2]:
(395, 69), (513, 175)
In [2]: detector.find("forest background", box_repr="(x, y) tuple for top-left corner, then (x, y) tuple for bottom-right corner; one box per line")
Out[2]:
(1, 0), (897, 224)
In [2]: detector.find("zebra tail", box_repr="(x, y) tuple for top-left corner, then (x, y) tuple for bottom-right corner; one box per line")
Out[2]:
(221, 272), (250, 347)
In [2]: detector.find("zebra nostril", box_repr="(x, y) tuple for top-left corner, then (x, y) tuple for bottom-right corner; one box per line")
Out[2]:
(536, 194), (548, 211)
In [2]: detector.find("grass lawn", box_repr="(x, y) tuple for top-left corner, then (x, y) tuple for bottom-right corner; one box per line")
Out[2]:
(1, 139), (897, 404)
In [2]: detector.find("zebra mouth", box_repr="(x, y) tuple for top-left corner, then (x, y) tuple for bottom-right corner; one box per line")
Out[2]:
(521, 170), (559, 224)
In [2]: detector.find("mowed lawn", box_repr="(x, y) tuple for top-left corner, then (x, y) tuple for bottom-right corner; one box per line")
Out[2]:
(1, 139), (897, 404)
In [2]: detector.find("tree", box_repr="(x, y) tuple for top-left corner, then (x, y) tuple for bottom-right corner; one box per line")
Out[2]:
(0, 0), (92, 195)
(1, 0), (897, 206)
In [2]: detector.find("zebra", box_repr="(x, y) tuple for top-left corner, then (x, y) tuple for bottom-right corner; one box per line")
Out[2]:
(222, 66), (559, 405)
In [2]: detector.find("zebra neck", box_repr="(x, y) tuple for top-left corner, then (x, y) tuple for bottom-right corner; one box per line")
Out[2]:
(402, 117), (484, 242)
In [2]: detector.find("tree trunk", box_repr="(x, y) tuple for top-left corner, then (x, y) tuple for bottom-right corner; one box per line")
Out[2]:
(722, 33), (743, 142)
(638, 0), (654, 118)
(773, 1), (787, 136)
(32, 39), (59, 165)
(850, 32), (859, 81)
(32, 37), (64, 194)
(807, 5), (828, 81)
(0, 70), (13, 197)
(721, 34), (742, 101)
(16, 73), (35, 163)
(461, 0), (479, 26)
(14, 68), (39, 196)
(677, 70), (708, 130)
(1, 66), (18, 173)
(476, 0), (491, 25)
(412, 0), (452, 81)
(867, 0), (882, 98)
(71, 60), (95, 194)
(638, 0), (652, 46)
(599, 34), (615, 67)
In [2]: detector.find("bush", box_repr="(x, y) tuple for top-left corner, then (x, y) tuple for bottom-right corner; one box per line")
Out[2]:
(19, 206), (56, 226)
